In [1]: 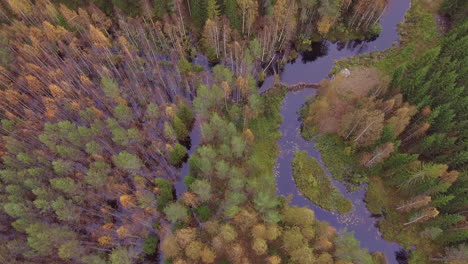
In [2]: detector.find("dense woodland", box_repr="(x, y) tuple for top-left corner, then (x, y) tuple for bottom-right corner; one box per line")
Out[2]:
(0, 0), (466, 263)
(301, 1), (467, 262)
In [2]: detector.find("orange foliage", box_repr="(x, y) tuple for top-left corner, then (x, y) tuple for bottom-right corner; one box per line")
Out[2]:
(442, 170), (459, 184)
(243, 129), (255, 145)
(181, 192), (199, 207)
(175, 228), (197, 248)
(267, 255), (282, 264)
(200, 246), (216, 263)
(117, 225), (130, 238)
(89, 25), (111, 48)
(102, 223), (114, 230)
(317, 17), (332, 35)
(98, 235), (112, 246)
(119, 194), (137, 209)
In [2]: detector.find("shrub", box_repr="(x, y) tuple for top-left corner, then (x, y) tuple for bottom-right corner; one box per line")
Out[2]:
(170, 144), (187, 166)
(143, 235), (159, 255)
(195, 205), (213, 222)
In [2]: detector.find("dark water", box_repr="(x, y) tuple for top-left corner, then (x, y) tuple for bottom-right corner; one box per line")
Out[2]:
(260, 0), (410, 92)
(259, 0), (411, 263)
(174, 119), (202, 197)
(273, 89), (405, 263)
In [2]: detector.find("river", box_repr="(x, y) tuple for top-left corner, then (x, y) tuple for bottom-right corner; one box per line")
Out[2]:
(259, 0), (411, 263)
(173, 0), (412, 263)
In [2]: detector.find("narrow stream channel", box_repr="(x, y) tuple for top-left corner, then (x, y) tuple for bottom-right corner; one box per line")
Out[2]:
(259, 0), (411, 263)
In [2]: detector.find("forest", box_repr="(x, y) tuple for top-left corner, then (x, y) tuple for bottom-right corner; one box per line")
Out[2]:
(0, 0), (466, 264)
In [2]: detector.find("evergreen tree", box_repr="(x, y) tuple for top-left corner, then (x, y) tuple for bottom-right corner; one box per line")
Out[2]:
(223, 0), (241, 30)
(192, 0), (208, 29)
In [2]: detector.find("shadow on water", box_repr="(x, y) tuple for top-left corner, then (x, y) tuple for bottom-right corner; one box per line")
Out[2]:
(259, 0), (412, 263)
(174, 119), (202, 198)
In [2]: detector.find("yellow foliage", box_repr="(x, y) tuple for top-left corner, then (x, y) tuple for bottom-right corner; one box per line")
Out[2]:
(317, 252), (334, 264)
(43, 97), (57, 119)
(335, 261), (353, 264)
(204, 221), (219, 235)
(273, 0), (287, 23)
(442, 170), (459, 184)
(7, 0), (33, 16)
(119, 194), (136, 208)
(181, 192), (198, 207)
(77, 8), (91, 26)
(116, 226), (130, 238)
(41, 0), (58, 21)
(175, 228), (197, 248)
(221, 81), (231, 94)
(201, 246), (216, 263)
(116, 96), (128, 106)
(89, 25), (111, 48)
(49, 84), (65, 99)
(236, 76), (248, 98)
(265, 224), (281, 241)
(227, 243), (244, 262)
(25, 75), (44, 95)
(241, 257), (252, 264)
(220, 224), (237, 242)
(98, 235), (112, 246)
(185, 240), (203, 260)
(267, 255), (282, 264)
(302, 225), (315, 240)
(315, 237), (333, 252)
(317, 16), (332, 35)
(5, 111), (15, 120)
(91, 107), (104, 118)
(165, 105), (175, 118)
(251, 224), (266, 239)
(166, 144), (173, 152)
(42, 21), (68, 41)
(233, 208), (257, 231)
(70, 101), (81, 111)
(252, 238), (268, 255)
(173, 259), (188, 264)
(161, 234), (181, 257)
(80, 75), (93, 87)
(319, 222), (336, 239)
(386, 105), (417, 136)
(243, 129), (255, 145)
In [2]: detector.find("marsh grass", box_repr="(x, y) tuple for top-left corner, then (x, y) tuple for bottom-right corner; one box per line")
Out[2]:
(292, 151), (353, 214)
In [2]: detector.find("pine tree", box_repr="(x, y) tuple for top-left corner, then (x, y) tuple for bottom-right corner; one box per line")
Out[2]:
(206, 0), (221, 19)
(191, 0), (208, 29)
(223, 0), (241, 30)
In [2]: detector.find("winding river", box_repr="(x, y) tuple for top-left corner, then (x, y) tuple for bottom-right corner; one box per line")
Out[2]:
(174, 0), (412, 263)
(259, 0), (411, 263)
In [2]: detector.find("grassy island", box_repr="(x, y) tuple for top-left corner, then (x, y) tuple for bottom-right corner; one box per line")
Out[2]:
(292, 151), (353, 214)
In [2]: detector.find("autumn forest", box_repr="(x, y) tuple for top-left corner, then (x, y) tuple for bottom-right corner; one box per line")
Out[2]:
(0, 0), (466, 264)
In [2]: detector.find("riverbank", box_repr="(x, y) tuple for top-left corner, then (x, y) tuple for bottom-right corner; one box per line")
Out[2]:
(318, 0), (449, 263)
(330, 0), (444, 76)
(257, 0), (414, 262)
